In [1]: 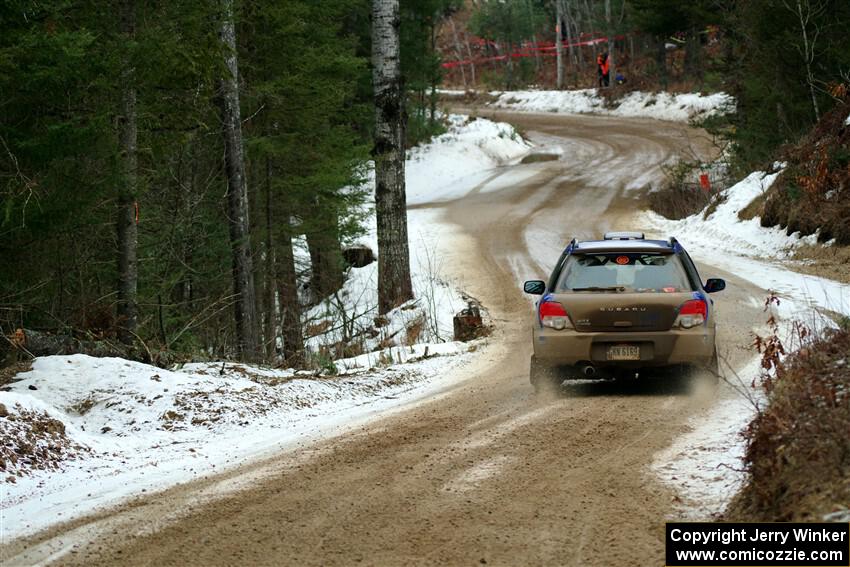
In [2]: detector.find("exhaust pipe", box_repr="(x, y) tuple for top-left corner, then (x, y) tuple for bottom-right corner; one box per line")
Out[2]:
(581, 364), (596, 377)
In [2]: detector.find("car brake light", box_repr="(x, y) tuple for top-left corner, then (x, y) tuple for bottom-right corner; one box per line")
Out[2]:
(675, 299), (707, 328)
(540, 300), (572, 330)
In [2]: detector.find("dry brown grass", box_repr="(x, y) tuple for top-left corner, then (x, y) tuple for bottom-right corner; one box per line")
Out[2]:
(404, 317), (424, 346)
(761, 101), (850, 244)
(791, 244), (850, 285)
(737, 191), (767, 221)
(0, 361), (32, 388)
(648, 184), (720, 220)
(726, 327), (850, 521)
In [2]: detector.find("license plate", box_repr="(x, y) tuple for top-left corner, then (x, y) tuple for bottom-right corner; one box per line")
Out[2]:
(607, 345), (640, 361)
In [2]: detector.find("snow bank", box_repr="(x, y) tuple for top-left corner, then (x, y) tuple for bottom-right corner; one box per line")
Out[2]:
(652, 358), (761, 520)
(491, 89), (735, 123)
(645, 168), (804, 259)
(306, 209), (473, 356)
(406, 114), (532, 205)
(0, 349), (475, 538)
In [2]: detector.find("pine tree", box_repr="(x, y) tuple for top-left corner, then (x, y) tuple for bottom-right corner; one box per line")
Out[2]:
(116, 0), (139, 345)
(215, 0), (260, 361)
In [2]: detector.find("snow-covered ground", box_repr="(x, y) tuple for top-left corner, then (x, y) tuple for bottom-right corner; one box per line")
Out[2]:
(643, 167), (850, 317)
(0, 352), (474, 539)
(490, 89), (734, 123)
(406, 114), (531, 205)
(645, 167), (850, 518)
(0, 114), (531, 541)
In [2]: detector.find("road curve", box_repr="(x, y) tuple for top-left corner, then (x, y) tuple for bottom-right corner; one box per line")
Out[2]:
(2, 112), (770, 567)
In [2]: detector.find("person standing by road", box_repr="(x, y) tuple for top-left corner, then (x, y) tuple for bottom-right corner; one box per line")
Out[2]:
(597, 52), (610, 88)
(597, 52), (604, 87)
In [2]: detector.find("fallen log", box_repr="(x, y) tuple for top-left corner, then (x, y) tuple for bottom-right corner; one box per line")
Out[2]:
(342, 245), (375, 268)
(1, 328), (145, 366)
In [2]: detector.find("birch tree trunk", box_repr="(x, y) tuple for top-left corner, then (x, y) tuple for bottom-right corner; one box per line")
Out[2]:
(448, 17), (467, 89)
(526, 0), (541, 74)
(429, 19), (438, 127)
(216, 0), (260, 361)
(464, 30), (477, 86)
(786, 0), (821, 121)
(657, 37), (668, 89)
(372, 0), (413, 315)
(555, 0), (564, 89)
(116, 0), (138, 345)
(568, 0), (583, 74)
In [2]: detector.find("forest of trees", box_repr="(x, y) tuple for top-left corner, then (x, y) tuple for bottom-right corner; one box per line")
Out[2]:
(0, 0), (459, 365)
(2, 0), (848, 366)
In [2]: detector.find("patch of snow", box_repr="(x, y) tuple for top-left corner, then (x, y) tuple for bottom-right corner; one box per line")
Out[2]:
(442, 455), (514, 493)
(653, 287), (838, 520)
(490, 89), (734, 123)
(305, 208), (469, 355)
(406, 114), (532, 205)
(493, 89), (605, 115)
(433, 88), (469, 96)
(0, 349), (476, 539)
(612, 91), (734, 122)
(653, 358), (761, 519)
(824, 509), (850, 522)
(845, 114), (850, 126)
(646, 170), (798, 258)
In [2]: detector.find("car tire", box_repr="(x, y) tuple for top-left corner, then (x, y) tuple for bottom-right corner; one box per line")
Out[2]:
(529, 355), (562, 394)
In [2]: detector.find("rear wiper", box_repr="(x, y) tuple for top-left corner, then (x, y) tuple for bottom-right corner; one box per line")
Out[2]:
(571, 286), (626, 292)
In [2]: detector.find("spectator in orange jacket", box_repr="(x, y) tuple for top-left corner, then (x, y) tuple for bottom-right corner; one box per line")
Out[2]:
(597, 52), (610, 88)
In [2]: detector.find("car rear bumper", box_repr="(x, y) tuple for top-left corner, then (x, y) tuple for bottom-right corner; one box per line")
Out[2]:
(532, 325), (716, 367)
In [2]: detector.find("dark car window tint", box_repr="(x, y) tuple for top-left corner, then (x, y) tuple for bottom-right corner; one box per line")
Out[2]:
(557, 253), (693, 292)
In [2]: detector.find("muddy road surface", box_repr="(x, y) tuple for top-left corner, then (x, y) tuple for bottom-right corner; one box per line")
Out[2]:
(3, 112), (769, 566)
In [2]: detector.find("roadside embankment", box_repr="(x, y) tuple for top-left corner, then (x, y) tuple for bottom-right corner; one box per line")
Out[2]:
(726, 327), (850, 523)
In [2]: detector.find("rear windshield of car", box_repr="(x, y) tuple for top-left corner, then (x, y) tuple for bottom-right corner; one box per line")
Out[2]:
(557, 253), (693, 293)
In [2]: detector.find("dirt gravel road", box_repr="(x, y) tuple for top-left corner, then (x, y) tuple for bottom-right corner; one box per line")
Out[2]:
(3, 112), (771, 566)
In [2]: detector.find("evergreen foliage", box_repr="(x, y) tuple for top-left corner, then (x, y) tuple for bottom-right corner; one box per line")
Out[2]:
(401, 0), (459, 145)
(468, 0), (546, 89)
(727, 0), (850, 169)
(0, 0), (445, 363)
(4, 0), (848, 363)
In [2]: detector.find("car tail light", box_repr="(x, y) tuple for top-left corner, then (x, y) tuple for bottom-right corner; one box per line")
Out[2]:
(675, 299), (707, 329)
(540, 300), (572, 330)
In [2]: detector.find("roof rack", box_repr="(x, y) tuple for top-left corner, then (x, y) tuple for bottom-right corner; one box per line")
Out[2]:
(603, 231), (645, 240)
